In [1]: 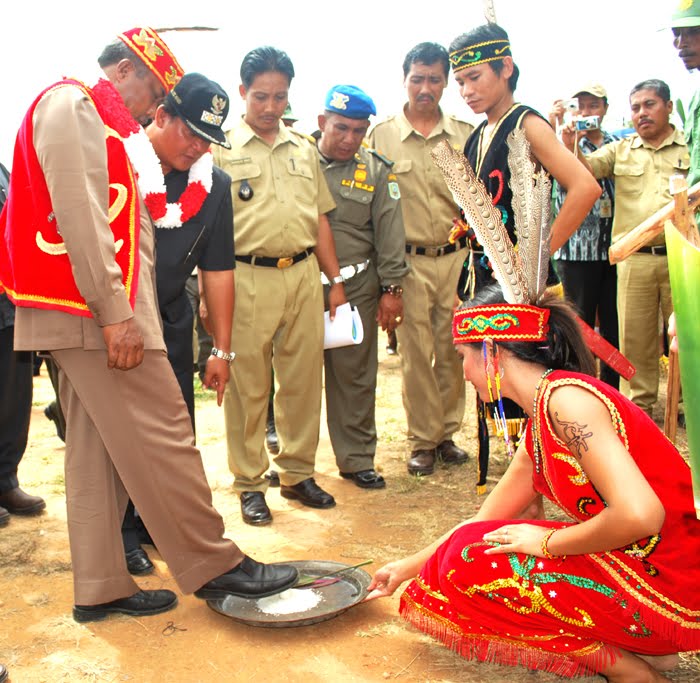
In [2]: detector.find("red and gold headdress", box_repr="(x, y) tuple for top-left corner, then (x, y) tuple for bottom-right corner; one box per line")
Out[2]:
(452, 304), (549, 345)
(118, 27), (184, 92)
(431, 130), (552, 345)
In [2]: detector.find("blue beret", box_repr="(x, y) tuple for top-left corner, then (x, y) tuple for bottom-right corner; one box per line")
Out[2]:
(324, 84), (377, 119)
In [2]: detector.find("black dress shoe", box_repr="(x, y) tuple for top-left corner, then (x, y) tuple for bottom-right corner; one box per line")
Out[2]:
(0, 487), (46, 515)
(125, 547), (154, 576)
(44, 402), (66, 442)
(407, 448), (436, 475)
(0, 662), (7, 683)
(73, 589), (177, 623)
(194, 555), (298, 600)
(437, 439), (469, 464)
(340, 469), (386, 489)
(280, 478), (336, 509)
(240, 491), (272, 526)
(0, 506), (9, 527)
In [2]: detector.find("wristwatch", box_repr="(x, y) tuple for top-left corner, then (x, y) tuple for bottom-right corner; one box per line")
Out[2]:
(211, 348), (235, 364)
(330, 274), (345, 285)
(381, 284), (403, 297)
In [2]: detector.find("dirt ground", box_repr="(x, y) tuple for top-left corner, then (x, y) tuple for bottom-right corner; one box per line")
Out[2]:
(1, 346), (699, 683)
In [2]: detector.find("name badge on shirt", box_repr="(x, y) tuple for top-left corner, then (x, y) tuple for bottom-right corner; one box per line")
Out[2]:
(599, 198), (612, 218)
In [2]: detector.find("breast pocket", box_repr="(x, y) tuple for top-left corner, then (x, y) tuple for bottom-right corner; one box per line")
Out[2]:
(337, 188), (373, 226)
(392, 159), (412, 175)
(613, 161), (644, 196)
(225, 162), (262, 202)
(287, 159), (315, 205)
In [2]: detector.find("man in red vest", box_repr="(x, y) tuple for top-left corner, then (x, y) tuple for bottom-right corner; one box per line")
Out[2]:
(0, 27), (297, 623)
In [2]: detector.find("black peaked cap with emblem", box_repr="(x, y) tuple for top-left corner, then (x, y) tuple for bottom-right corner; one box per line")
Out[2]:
(166, 72), (231, 149)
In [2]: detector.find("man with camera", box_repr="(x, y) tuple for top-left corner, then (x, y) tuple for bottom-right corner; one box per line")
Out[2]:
(562, 79), (689, 418)
(549, 84), (620, 389)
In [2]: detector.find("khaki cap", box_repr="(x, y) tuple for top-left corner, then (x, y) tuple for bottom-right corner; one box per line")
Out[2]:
(572, 83), (608, 100)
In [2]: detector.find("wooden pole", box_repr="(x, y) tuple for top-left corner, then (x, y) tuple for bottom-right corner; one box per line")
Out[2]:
(664, 176), (690, 443)
(609, 180), (700, 264)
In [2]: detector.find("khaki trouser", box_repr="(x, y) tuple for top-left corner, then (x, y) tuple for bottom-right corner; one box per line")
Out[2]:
(324, 266), (380, 472)
(617, 253), (673, 415)
(224, 256), (324, 491)
(53, 349), (243, 605)
(396, 249), (466, 450)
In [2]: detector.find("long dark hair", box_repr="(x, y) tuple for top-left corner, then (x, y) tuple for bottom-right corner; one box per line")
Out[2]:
(449, 24), (520, 92)
(467, 283), (596, 377)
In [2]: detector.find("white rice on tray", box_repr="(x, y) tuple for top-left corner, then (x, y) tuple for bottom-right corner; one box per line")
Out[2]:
(256, 588), (323, 615)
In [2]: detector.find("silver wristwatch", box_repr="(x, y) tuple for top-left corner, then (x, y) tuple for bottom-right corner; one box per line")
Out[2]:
(330, 274), (345, 285)
(211, 348), (235, 364)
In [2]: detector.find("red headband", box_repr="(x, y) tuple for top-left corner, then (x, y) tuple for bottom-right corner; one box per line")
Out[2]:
(118, 27), (184, 92)
(452, 304), (550, 344)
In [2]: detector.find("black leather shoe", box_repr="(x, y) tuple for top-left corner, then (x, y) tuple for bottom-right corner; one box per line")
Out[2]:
(340, 469), (386, 489)
(0, 662), (8, 683)
(437, 439), (469, 464)
(0, 487), (46, 515)
(73, 589), (177, 623)
(264, 470), (280, 487)
(125, 547), (154, 576)
(44, 402), (66, 442)
(0, 506), (9, 527)
(280, 478), (336, 509)
(240, 491), (272, 526)
(407, 449), (436, 475)
(194, 555), (298, 600)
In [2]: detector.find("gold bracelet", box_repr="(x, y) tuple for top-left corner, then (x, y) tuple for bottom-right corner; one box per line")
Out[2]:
(541, 528), (565, 560)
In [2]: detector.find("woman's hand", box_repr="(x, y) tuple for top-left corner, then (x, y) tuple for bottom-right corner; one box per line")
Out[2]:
(482, 523), (553, 558)
(365, 561), (412, 601)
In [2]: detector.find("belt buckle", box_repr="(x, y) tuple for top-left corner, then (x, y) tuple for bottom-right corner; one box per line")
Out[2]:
(277, 257), (294, 269)
(424, 246), (439, 257)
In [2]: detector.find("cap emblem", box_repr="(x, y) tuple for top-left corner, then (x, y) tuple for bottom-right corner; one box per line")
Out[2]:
(329, 92), (349, 110)
(132, 29), (163, 62)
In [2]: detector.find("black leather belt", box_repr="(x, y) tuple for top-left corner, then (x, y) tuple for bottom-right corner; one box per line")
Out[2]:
(406, 235), (468, 257)
(636, 245), (667, 255)
(235, 249), (312, 269)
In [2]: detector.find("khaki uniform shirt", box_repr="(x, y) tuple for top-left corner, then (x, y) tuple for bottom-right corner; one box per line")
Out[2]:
(586, 127), (689, 246)
(368, 106), (473, 246)
(320, 146), (409, 286)
(213, 118), (335, 256)
(14, 83), (164, 352)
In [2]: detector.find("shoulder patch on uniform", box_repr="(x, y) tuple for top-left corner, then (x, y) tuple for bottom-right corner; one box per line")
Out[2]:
(369, 149), (393, 167)
(388, 180), (401, 200)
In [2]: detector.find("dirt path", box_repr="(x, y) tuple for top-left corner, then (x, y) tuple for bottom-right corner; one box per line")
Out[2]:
(1, 349), (699, 682)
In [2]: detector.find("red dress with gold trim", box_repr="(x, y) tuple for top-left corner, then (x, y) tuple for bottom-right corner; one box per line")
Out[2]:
(400, 371), (700, 677)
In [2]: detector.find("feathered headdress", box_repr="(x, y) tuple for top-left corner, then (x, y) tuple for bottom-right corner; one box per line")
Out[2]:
(430, 130), (552, 343)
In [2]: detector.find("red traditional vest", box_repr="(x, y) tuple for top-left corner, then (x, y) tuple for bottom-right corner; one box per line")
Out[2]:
(0, 79), (140, 317)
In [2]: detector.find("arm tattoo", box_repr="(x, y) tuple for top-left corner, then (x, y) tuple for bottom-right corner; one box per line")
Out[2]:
(554, 412), (593, 459)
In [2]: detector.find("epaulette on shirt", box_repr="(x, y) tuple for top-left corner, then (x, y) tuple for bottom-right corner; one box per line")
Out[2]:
(368, 149), (393, 167)
(289, 129), (317, 145)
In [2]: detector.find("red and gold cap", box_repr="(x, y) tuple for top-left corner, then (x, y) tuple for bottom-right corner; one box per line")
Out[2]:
(452, 304), (550, 345)
(117, 27), (184, 92)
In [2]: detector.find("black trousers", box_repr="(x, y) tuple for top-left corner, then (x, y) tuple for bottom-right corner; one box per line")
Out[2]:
(555, 259), (619, 389)
(0, 326), (33, 492)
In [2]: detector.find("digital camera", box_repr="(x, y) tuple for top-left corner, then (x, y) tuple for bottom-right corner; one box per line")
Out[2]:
(574, 115), (601, 131)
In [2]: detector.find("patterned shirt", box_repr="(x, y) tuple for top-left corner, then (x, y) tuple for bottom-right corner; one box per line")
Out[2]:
(554, 132), (617, 261)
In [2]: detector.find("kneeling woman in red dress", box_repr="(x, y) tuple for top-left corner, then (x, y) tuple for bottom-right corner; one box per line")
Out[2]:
(367, 283), (700, 682)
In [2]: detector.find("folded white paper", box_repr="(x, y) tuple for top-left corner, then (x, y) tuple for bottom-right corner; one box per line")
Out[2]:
(324, 302), (364, 349)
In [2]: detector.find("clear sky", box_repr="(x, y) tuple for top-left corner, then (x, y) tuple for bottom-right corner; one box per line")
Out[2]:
(0, 1), (692, 165)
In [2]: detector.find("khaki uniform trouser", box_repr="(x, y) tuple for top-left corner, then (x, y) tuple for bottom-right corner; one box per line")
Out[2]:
(617, 253), (673, 415)
(324, 266), (379, 472)
(224, 256), (324, 492)
(396, 249), (466, 450)
(53, 349), (242, 606)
